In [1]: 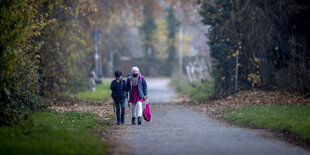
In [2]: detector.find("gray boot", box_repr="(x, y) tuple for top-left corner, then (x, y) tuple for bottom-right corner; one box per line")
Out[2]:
(132, 117), (136, 125)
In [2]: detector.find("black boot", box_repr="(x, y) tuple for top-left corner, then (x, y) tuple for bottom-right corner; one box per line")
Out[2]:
(132, 117), (136, 125)
(138, 117), (142, 125)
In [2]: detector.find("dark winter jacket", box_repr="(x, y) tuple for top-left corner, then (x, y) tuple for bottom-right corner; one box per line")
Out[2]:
(126, 74), (147, 100)
(110, 78), (127, 102)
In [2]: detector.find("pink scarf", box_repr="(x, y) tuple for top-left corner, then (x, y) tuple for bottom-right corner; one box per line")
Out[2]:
(130, 73), (140, 86)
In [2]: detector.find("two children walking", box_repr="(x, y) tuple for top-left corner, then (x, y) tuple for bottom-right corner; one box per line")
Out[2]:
(110, 67), (148, 125)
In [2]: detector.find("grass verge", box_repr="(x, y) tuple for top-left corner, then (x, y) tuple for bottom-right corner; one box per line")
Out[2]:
(0, 111), (108, 155)
(221, 105), (310, 142)
(170, 75), (214, 100)
(76, 80), (111, 102)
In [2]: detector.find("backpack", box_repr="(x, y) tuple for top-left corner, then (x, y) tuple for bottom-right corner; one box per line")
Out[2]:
(111, 79), (126, 100)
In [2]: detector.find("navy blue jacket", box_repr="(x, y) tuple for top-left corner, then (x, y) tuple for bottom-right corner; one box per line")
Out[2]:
(110, 78), (127, 102)
(126, 74), (147, 100)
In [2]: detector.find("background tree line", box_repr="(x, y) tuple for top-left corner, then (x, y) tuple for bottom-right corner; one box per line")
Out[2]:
(198, 0), (310, 93)
(0, 0), (129, 125)
(0, 0), (193, 125)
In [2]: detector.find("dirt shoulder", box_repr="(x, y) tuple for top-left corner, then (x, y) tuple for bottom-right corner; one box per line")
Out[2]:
(174, 90), (310, 148)
(45, 95), (114, 117)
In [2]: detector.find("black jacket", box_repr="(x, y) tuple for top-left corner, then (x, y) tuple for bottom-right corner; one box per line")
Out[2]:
(110, 78), (127, 102)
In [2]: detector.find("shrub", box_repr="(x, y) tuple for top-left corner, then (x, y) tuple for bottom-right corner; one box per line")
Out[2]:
(0, 0), (50, 125)
(170, 74), (215, 100)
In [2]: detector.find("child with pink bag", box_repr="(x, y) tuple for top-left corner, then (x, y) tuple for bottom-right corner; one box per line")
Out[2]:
(126, 67), (148, 125)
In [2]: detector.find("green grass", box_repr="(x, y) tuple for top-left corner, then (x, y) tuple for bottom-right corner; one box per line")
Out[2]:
(0, 111), (108, 155)
(222, 105), (310, 141)
(189, 81), (215, 100)
(76, 80), (111, 102)
(170, 75), (191, 94)
(170, 76), (214, 100)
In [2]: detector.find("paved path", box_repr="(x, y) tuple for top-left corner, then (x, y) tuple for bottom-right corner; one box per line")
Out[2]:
(112, 78), (310, 155)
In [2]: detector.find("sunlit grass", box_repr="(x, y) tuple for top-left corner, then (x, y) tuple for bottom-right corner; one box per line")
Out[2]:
(222, 105), (310, 141)
(76, 81), (111, 102)
(0, 111), (108, 155)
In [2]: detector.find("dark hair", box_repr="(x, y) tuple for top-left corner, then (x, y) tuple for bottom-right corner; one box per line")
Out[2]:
(115, 70), (122, 77)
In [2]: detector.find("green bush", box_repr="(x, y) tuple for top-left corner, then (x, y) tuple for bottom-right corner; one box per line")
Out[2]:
(0, 0), (94, 125)
(170, 75), (215, 100)
(198, 0), (310, 92)
(0, 0), (50, 125)
(170, 75), (191, 94)
(189, 80), (215, 100)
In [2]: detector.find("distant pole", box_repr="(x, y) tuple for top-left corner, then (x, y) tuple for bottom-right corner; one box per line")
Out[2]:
(98, 31), (102, 77)
(109, 48), (114, 77)
(179, 28), (183, 76)
(235, 50), (239, 93)
(94, 28), (99, 75)
(93, 27), (102, 77)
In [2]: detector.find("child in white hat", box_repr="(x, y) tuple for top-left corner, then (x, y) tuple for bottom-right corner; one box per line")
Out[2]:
(126, 66), (148, 125)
